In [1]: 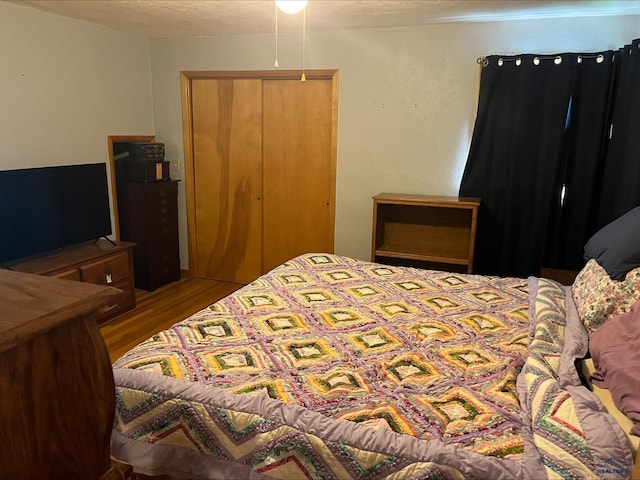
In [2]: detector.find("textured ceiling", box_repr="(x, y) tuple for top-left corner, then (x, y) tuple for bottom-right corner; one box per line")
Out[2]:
(6, 0), (640, 38)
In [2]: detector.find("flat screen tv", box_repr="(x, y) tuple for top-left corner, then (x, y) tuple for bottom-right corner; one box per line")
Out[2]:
(0, 163), (112, 264)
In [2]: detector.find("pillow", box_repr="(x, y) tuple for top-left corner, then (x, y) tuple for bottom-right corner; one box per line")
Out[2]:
(589, 299), (640, 436)
(571, 259), (640, 334)
(584, 205), (640, 280)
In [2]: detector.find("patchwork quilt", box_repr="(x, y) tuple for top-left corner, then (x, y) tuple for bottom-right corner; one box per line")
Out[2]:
(111, 254), (633, 479)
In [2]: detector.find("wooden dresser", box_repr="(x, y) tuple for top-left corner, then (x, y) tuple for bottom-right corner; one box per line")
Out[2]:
(7, 240), (136, 323)
(0, 269), (131, 479)
(117, 180), (180, 291)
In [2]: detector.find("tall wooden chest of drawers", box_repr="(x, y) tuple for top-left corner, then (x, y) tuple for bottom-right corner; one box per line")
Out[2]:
(117, 180), (180, 291)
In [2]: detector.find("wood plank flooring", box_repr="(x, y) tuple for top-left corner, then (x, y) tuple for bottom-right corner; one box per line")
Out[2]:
(100, 276), (242, 362)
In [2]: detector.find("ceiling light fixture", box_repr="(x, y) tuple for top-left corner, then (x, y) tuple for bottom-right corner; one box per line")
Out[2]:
(275, 1), (307, 15)
(273, 0), (308, 82)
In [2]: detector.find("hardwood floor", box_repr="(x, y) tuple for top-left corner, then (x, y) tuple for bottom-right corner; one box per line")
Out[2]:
(100, 276), (242, 362)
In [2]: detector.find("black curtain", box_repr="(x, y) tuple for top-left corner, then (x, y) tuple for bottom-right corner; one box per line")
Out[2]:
(459, 51), (615, 277)
(545, 52), (616, 270)
(460, 54), (573, 277)
(596, 39), (640, 228)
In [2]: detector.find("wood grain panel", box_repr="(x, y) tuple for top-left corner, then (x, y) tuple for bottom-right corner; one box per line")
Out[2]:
(192, 79), (263, 283)
(0, 270), (120, 478)
(262, 78), (335, 271)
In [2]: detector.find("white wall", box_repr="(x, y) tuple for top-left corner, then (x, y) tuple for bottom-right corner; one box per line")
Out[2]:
(0, 2), (154, 235)
(149, 15), (640, 266)
(2, 1), (640, 268)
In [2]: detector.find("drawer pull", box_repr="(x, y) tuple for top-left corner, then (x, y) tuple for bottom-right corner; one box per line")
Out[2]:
(105, 269), (113, 284)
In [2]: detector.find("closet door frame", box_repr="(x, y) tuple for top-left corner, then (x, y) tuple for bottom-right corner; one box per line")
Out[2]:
(180, 70), (339, 279)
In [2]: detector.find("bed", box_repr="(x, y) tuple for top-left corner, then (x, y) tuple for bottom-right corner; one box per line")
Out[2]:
(110, 246), (640, 479)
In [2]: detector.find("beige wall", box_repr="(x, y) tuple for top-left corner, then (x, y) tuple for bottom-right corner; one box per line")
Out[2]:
(149, 16), (640, 265)
(2, 1), (640, 268)
(0, 2), (154, 234)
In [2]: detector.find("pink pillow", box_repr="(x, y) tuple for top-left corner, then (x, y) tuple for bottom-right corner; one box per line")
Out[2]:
(589, 299), (640, 436)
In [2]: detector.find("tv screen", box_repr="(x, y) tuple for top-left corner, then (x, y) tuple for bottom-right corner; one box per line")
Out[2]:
(0, 163), (112, 264)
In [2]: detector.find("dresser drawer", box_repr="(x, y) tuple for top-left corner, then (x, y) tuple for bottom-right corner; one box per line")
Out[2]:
(96, 279), (135, 322)
(80, 252), (131, 286)
(50, 268), (81, 281)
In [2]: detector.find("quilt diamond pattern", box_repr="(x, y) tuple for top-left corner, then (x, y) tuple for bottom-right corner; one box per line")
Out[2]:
(116, 254), (531, 461)
(113, 255), (635, 479)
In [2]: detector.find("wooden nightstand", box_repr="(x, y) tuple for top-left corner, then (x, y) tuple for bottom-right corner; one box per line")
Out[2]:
(372, 193), (480, 273)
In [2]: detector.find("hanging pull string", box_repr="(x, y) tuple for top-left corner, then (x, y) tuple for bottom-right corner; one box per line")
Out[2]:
(477, 53), (607, 66)
(301, 6), (306, 82)
(274, 3), (279, 69)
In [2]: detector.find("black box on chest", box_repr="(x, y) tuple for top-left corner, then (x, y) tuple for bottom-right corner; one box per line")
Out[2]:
(122, 159), (170, 182)
(129, 142), (165, 162)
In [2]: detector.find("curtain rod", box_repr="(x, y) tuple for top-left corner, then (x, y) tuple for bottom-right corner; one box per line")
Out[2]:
(477, 53), (607, 65)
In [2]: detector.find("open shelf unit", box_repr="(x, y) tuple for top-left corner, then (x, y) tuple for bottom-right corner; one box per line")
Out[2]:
(371, 193), (480, 273)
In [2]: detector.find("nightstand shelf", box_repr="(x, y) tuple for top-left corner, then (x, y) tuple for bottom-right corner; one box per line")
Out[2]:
(372, 193), (480, 273)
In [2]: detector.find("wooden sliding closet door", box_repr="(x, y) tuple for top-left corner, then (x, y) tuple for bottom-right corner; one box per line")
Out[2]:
(262, 79), (334, 272)
(191, 79), (263, 283)
(184, 71), (337, 283)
